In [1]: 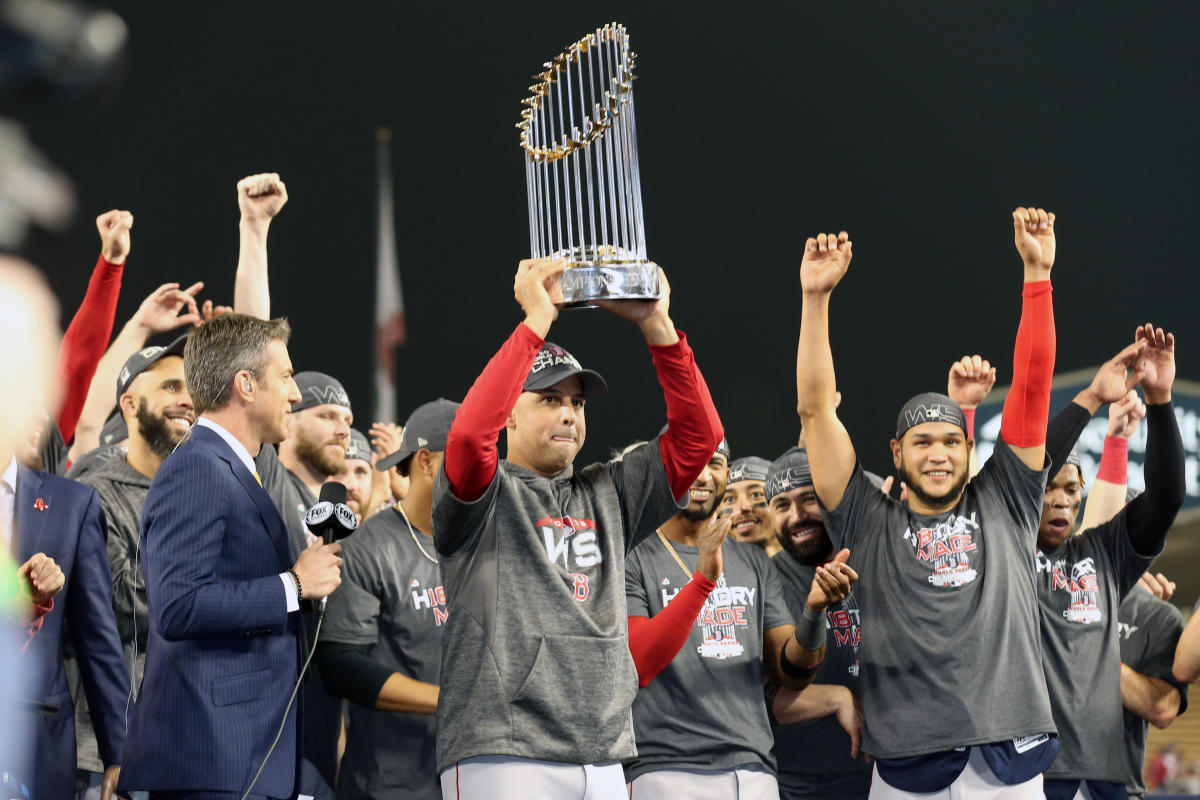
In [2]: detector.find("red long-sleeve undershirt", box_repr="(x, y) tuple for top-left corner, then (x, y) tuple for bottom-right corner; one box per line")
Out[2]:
(444, 322), (724, 502)
(1000, 280), (1055, 448)
(56, 256), (125, 442)
(627, 570), (715, 688)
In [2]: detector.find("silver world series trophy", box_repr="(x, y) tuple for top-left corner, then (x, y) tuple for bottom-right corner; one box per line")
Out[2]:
(517, 23), (658, 306)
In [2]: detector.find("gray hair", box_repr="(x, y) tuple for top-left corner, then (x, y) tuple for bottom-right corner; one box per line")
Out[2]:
(184, 313), (291, 415)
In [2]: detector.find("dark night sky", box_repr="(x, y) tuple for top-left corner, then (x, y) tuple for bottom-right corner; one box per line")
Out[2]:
(17, 1), (1199, 478)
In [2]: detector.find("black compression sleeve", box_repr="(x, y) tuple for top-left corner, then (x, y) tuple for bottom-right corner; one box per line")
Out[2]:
(1045, 401), (1093, 477)
(317, 641), (394, 709)
(1123, 402), (1185, 557)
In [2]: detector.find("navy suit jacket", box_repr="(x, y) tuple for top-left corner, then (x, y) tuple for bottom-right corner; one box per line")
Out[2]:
(15, 464), (129, 799)
(120, 425), (300, 797)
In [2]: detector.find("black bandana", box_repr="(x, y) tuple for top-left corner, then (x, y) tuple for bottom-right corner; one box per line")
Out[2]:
(765, 447), (812, 500)
(728, 456), (769, 485)
(894, 392), (966, 439)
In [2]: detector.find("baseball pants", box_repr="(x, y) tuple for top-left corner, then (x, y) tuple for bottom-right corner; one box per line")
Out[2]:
(628, 767), (780, 800)
(868, 748), (1044, 799)
(440, 755), (626, 800)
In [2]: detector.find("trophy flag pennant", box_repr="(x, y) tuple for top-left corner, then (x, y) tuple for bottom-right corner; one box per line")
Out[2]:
(373, 127), (406, 425)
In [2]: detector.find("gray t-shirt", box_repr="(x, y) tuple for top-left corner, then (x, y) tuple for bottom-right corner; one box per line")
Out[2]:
(623, 537), (792, 781)
(819, 440), (1055, 758)
(321, 507), (445, 800)
(771, 552), (871, 800)
(1037, 516), (1155, 782)
(431, 440), (680, 771)
(69, 454), (151, 773)
(1118, 586), (1188, 798)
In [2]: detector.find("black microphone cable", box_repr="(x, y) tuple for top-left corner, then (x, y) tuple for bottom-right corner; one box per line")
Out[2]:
(241, 481), (356, 800)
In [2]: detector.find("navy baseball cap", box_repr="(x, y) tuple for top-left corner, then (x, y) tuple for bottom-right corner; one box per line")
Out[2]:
(376, 398), (461, 472)
(523, 343), (607, 396)
(292, 372), (351, 413)
(116, 335), (187, 403)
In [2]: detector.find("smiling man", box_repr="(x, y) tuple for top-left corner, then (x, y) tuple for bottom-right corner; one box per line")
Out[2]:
(795, 209), (1062, 797)
(622, 440), (851, 799)
(766, 446), (870, 800)
(71, 337), (195, 794)
(718, 456), (779, 555)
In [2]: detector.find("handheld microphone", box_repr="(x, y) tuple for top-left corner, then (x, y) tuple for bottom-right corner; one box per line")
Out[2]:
(303, 481), (357, 613)
(304, 481), (358, 544)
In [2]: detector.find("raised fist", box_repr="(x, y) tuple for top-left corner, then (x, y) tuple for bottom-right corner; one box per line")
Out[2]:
(237, 173), (288, 221)
(96, 210), (133, 264)
(1012, 207), (1055, 272)
(947, 355), (996, 409)
(800, 232), (852, 295)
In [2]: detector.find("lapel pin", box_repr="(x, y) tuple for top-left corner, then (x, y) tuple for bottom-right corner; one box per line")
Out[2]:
(33, 498), (48, 511)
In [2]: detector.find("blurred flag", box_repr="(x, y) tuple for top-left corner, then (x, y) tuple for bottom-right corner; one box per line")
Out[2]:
(373, 127), (406, 424)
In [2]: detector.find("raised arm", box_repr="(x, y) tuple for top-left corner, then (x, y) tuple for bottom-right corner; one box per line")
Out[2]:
(55, 211), (131, 443)
(442, 259), (565, 503)
(946, 354), (996, 477)
(1041, 339), (1147, 479)
(1120, 325), (1182, 559)
(1080, 391), (1145, 529)
(68, 281), (202, 460)
(234, 173), (288, 319)
(795, 232), (856, 509)
(596, 269), (723, 497)
(1000, 207), (1057, 470)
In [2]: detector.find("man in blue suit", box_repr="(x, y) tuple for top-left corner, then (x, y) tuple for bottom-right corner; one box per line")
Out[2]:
(13, 452), (131, 799)
(0, 251), (130, 800)
(120, 313), (344, 800)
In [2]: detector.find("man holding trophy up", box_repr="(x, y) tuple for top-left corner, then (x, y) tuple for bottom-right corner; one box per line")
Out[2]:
(431, 254), (722, 800)
(429, 24), (722, 799)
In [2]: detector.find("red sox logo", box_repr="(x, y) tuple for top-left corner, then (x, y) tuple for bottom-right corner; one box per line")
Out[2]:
(538, 515), (601, 602)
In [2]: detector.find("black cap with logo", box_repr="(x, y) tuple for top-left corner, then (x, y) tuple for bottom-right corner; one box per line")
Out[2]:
(376, 398), (461, 472)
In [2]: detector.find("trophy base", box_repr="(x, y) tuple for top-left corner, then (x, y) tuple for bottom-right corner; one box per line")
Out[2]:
(558, 260), (660, 308)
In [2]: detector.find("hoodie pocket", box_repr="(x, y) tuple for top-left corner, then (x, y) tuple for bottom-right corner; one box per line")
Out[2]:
(510, 634), (636, 753)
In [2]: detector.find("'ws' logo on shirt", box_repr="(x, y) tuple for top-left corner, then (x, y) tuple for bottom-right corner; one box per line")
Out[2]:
(902, 512), (980, 588)
(537, 514), (603, 571)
